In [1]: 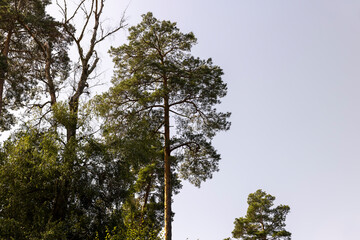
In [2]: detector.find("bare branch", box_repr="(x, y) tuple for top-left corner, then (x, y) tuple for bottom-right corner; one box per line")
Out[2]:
(95, 14), (127, 45)
(29, 101), (52, 110)
(77, 0), (94, 43)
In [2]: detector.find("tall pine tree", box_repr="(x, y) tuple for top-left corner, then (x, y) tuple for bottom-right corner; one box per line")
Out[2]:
(97, 12), (231, 240)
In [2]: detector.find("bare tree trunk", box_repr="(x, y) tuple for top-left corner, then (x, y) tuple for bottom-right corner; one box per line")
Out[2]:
(52, 0), (123, 220)
(67, 100), (79, 142)
(52, 180), (68, 220)
(44, 42), (57, 106)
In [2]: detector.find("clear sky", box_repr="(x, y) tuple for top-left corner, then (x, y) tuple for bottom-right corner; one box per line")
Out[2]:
(55, 0), (360, 239)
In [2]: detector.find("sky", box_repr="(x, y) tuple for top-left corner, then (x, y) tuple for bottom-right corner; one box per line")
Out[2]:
(52, 0), (360, 239)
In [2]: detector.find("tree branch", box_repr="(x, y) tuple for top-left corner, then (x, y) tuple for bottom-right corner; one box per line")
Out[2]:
(170, 141), (200, 153)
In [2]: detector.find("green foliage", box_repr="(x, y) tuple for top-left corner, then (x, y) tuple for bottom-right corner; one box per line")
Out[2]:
(52, 101), (79, 130)
(99, 12), (230, 187)
(93, 109), (170, 237)
(96, 222), (163, 240)
(0, 128), (66, 239)
(0, 8), (230, 240)
(0, 0), (71, 129)
(97, 13), (230, 239)
(230, 190), (291, 240)
(0, 123), (156, 239)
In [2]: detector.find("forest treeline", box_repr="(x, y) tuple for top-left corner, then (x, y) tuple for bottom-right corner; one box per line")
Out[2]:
(0, 1), (293, 240)
(0, 1), (230, 239)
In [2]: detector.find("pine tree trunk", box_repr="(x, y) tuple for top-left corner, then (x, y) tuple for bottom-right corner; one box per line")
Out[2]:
(0, 74), (5, 118)
(0, 30), (12, 117)
(164, 78), (172, 240)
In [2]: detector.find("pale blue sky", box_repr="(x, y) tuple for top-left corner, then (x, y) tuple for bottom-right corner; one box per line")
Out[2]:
(54, 0), (360, 239)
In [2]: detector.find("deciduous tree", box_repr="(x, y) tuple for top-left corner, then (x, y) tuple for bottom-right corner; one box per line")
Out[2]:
(0, 1), (133, 239)
(23, 0), (126, 223)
